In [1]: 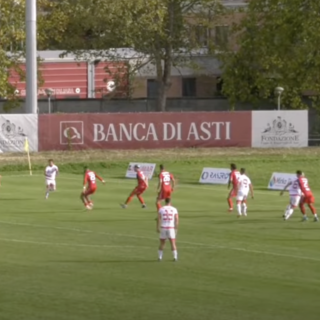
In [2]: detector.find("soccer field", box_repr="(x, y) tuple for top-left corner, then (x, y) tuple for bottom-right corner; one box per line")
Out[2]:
(1, 149), (320, 320)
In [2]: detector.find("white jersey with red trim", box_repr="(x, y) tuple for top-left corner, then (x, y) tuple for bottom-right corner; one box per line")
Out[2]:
(158, 205), (178, 229)
(45, 165), (58, 180)
(237, 174), (251, 195)
(289, 179), (302, 196)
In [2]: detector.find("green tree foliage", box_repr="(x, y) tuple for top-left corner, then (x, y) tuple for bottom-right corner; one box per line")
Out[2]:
(57, 0), (225, 111)
(219, 0), (320, 109)
(0, 0), (25, 103)
(0, 0), (67, 108)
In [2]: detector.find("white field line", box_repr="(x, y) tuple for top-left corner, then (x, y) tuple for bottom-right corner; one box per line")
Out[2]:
(0, 237), (141, 249)
(0, 237), (198, 250)
(0, 220), (319, 262)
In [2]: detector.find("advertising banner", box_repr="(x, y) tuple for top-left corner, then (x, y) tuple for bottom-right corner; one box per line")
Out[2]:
(38, 112), (252, 150)
(199, 168), (231, 184)
(268, 172), (297, 190)
(125, 163), (156, 179)
(0, 115), (38, 152)
(252, 111), (308, 148)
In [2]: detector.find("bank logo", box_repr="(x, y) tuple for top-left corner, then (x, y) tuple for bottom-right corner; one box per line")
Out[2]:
(60, 121), (84, 145)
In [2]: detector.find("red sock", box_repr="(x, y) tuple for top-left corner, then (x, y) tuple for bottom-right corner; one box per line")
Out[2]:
(299, 203), (306, 214)
(137, 195), (144, 205)
(227, 198), (233, 209)
(125, 196), (133, 205)
(308, 204), (316, 215)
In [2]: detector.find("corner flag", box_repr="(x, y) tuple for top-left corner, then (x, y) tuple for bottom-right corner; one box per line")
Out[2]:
(24, 137), (29, 152)
(24, 137), (32, 176)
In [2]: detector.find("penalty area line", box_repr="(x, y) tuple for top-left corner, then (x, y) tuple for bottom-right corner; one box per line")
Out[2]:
(0, 220), (318, 262)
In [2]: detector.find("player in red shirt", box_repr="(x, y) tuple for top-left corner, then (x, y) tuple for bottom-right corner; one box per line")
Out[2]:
(81, 167), (105, 210)
(121, 165), (148, 208)
(296, 170), (318, 222)
(227, 163), (240, 212)
(156, 164), (175, 210)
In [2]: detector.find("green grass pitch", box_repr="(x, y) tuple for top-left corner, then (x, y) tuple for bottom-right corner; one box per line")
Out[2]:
(0, 148), (320, 320)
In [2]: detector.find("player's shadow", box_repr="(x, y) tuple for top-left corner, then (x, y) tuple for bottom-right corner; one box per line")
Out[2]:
(181, 210), (211, 213)
(60, 219), (151, 223)
(0, 198), (35, 201)
(286, 227), (320, 230)
(181, 215), (218, 219)
(214, 219), (276, 224)
(52, 260), (161, 264)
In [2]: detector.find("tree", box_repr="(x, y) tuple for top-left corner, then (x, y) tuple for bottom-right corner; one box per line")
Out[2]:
(56, 0), (225, 111)
(0, 0), (25, 103)
(0, 0), (68, 109)
(219, 0), (320, 109)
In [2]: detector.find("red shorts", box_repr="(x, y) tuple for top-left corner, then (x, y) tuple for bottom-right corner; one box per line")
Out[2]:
(301, 195), (315, 204)
(158, 189), (172, 200)
(229, 188), (237, 198)
(84, 186), (97, 196)
(131, 186), (147, 196)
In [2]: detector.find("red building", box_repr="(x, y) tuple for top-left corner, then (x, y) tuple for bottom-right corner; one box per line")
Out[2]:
(9, 51), (129, 99)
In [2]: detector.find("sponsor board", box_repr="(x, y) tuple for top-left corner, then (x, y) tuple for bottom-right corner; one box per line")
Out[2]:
(0, 115), (38, 152)
(17, 88), (81, 96)
(268, 172), (297, 190)
(199, 168), (231, 184)
(125, 163), (156, 179)
(252, 111), (308, 148)
(38, 112), (252, 150)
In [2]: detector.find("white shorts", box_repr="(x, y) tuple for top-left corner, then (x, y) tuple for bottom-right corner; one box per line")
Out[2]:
(160, 228), (176, 240)
(236, 191), (248, 201)
(46, 179), (56, 187)
(289, 195), (301, 207)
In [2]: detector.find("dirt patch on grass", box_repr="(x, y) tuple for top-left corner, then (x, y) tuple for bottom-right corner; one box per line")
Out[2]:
(1, 147), (320, 166)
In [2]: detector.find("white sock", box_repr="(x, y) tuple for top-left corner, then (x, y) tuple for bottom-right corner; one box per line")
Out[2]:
(284, 205), (290, 217)
(242, 203), (247, 216)
(286, 208), (294, 219)
(173, 250), (178, 260)
(237, 203), (242, 215)
(158, 250), (163, 260)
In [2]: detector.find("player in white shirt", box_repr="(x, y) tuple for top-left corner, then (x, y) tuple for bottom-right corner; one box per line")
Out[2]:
(236, 168), (254, 217)
(280, 178), (302, 220)
(45, 159), (59, 199)
(157, 198), (179, 261)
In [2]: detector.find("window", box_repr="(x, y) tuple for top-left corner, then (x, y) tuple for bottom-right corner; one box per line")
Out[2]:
(194, 25), (209, 47)
(147, 79), (158, 98)
(215, 25), (229, 46)
(182, 78), (196, 97)
(216, 77), (223, 95)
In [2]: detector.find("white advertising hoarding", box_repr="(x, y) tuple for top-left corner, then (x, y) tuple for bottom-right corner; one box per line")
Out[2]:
(0, 115), (38, 152)
(199, 168), (231, 184)
(125, 162), (156, 179)
(252, 111), (308, 148)
(268, 172), (297, 190)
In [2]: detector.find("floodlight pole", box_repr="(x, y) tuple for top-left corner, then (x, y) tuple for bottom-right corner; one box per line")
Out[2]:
(48, 96), (51, 114)
(275, 87), (284, 111)
(277, 93), (281, 111)
(25, 0), (38, 114)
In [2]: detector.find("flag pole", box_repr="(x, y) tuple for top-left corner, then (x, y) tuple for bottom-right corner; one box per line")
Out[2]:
(25, 137), (32, 176)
